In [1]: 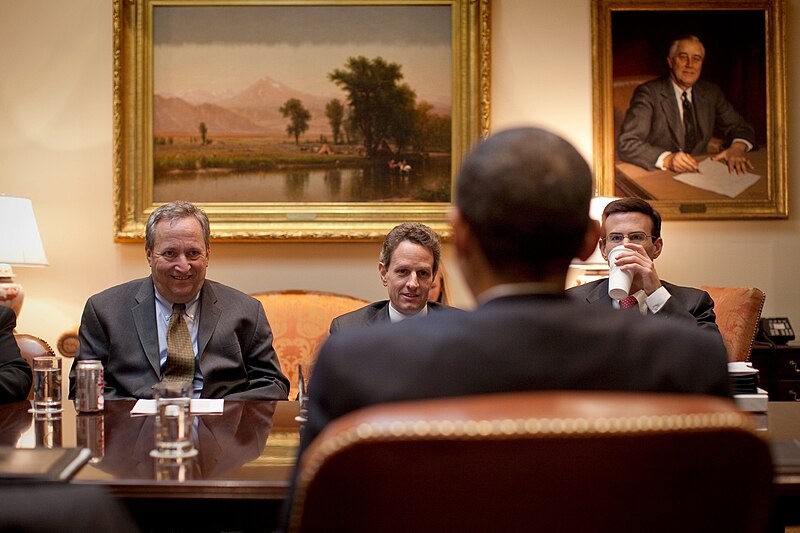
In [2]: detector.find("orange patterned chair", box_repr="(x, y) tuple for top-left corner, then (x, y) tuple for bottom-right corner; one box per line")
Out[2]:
(700, 286), (766, 362)
(251, 290), (369, 400)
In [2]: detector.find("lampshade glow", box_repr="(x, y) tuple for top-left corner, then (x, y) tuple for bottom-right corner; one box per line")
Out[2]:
(0, 196), (48, 316)
(0, 196), (48, 267)
(572, 196), (620, 268)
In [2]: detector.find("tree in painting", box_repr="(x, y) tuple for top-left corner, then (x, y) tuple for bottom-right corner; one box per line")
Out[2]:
(279, 98), (311, 145)
(329, 56), (416, 157)
(325, 99), (345, 145)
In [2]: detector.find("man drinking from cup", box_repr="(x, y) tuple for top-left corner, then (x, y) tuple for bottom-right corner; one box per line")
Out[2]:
(567, 198), (721, 336)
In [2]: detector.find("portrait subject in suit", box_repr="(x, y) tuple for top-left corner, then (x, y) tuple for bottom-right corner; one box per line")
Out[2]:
(617, 34), (756, 175)
(68, 201), (289, 400)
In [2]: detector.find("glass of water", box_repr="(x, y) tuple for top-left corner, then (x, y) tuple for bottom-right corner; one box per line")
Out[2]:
(150, 381), (197, 458)
(31, 357), (62, 413)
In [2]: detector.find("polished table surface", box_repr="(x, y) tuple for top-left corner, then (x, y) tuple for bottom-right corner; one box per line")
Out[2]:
(2, 398), (800, 528)
(0, 399), (301, 500)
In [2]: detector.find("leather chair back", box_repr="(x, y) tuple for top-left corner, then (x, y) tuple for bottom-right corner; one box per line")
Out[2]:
(290, 391), (773, 533)
(701, 286), (766, 362)
(251, 290), (369, 399)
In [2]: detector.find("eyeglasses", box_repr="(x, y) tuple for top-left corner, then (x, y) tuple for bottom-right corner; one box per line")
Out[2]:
(602, 232), (655, 245)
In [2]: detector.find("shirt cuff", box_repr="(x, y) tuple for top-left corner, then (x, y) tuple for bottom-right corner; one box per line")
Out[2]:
(731, 138), (753, 152)
(655, 151), (671, 171)
(646, 286), (671, 314)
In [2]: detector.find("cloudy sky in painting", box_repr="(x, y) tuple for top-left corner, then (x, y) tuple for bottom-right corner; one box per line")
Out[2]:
(153, 5), (452, 100)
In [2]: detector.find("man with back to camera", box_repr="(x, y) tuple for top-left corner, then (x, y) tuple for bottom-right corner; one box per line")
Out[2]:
(297, 127), (730, 456)
(329, 222), (461, 332)
(617, 34), (756, 175)
(68, 200), (289, 400)
(567, 197), (721, 337)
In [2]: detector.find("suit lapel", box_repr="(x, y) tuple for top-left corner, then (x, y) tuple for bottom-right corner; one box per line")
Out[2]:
(133, 279), (161, 375)
(366, 302), (391, 325)
(659, 78), (683, 149)
(585, 279), (614, 306)
(197, 282), (221, 361)
(691, 84), (711, 150)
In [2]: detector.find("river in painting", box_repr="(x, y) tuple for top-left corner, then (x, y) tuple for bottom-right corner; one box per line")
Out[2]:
(154, 156), (451, 204)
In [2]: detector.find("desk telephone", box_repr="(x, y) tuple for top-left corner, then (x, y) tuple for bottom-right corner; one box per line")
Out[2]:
(758, 317), (795, 345)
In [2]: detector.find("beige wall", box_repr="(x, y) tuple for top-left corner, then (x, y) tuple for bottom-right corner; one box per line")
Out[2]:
(1, 0), (798, 350)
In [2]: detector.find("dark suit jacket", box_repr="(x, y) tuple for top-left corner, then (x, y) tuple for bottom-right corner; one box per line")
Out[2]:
(0, 306), (33, 403)
(617, 76), (756, 170)
(301, 293), (730, 453)
(566, 279), (721, 337)
(68, 277), (289, 400)
(329, 300), (458, 333)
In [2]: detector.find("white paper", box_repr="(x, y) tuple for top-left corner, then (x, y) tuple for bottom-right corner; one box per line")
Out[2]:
(130, 398), (224, 415)
(673, 158), (760, 198)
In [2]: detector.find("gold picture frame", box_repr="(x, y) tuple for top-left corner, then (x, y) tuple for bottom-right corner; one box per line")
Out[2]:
(592, 0), (787, 219)
(113, 0), (490, 241)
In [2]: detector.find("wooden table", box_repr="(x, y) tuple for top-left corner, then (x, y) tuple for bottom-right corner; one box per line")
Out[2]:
(614, 149), (768, 201)
(1, 400), (301, 531)
(3, 398), (800, 530)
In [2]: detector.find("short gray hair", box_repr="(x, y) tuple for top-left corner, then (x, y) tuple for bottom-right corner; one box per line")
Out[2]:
(145, 201), (210, 251)
(669, 34), (705, 59)
(379, 223), (441, 276)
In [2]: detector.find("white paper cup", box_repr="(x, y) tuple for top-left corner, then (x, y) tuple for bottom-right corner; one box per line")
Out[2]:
(607, 245), (633, 300)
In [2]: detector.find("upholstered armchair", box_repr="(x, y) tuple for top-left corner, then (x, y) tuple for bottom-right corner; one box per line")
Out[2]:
(701, 286), (766, 362)
(290, 391), (773, 533)
(249, 290), (368, 400)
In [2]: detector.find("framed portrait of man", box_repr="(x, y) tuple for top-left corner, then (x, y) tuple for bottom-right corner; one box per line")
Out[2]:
(592, 0), (786, 219)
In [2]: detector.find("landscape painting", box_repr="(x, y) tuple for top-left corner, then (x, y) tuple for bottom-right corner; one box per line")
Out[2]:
(113, 0), (490, 241)
(153, 5), (452, 204)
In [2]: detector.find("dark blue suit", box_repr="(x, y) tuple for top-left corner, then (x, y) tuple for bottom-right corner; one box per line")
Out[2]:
(329, 300), (459, 333)
(303, 293), (730, 453)
(566, 279), (721, 337)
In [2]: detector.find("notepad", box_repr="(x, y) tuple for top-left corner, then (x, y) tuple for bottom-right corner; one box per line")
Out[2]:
(130, 398), (224, 415)
(0, 447), (91, 481)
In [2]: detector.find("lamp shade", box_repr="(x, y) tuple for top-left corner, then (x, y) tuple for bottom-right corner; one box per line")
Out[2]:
(0, 196), (48, 267)
(572, 196), (620, 268)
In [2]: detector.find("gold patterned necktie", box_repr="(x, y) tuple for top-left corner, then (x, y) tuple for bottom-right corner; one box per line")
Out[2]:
(163, 303), (195, 383)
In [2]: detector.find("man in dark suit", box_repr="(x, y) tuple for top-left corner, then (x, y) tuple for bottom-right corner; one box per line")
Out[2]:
(0, 306), (32, 403)
(299, 127), (730, 454)
(617, 34), (755, 175)
(567, 198), (721, 336)
(68, 201), (289, 400)
(330, 222), (459, 332)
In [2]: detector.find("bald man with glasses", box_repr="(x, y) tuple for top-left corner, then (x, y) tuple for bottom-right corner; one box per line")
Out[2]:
(567, 198), (721, 336)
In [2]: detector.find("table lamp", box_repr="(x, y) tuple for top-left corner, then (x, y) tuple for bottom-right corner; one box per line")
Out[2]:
(570, 196), (619, 287)
(0, 196), (49, 316)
